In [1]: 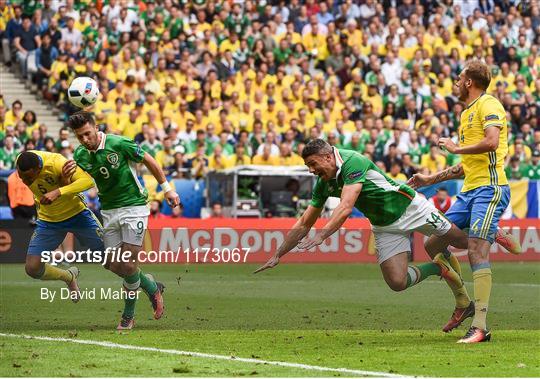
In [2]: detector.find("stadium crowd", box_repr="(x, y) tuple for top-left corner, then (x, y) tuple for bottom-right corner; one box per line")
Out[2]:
(1, 0), (540, 213)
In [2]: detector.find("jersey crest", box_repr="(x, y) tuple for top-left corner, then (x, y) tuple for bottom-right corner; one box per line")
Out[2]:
(106, 152), (120, 168)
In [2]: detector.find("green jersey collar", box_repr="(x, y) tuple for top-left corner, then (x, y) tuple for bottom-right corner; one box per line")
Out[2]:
(334, 147), (344, 179)
(92, 132), (107, 152)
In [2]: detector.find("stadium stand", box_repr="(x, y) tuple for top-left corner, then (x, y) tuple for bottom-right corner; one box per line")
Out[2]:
(0, 0), (539, 218)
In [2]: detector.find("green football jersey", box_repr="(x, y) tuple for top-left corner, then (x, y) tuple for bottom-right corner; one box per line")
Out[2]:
(0, 147), (19, 169)
(74, 133), (148, 210)
(311, 149), (415, 226)
(522, 163), (540, 179)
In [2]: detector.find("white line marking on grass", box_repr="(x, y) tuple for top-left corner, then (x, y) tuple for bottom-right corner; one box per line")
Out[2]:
(0, 333), (410, 378)
(5, 280), (540, 288)
(423, 281), (540, 288)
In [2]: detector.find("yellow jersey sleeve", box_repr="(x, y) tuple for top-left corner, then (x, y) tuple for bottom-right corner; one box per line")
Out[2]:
(52, 155), (94, 196)
(478, 96), (506, 130)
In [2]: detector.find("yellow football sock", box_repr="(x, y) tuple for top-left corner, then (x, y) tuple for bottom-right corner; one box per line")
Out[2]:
(471, 268), (492, 330)
(39, 264), (73, 284)
(452, 285), (471, 309)
(446, 252), (462, 277)
(446, 253), (469, 307)
(439, 251), (470, 307)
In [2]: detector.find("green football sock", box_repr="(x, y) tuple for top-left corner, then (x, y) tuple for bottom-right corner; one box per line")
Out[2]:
(406, 263), (441, 288)
(122, 270), (140, 318)
(139, 269), (158, 295)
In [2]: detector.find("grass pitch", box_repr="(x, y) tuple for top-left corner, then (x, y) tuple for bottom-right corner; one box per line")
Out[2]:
(1, 262), (539, 377)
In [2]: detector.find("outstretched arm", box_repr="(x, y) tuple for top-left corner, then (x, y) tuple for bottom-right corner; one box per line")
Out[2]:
(297, 183), (362, 250)
(254, 205), (322, 273)
(407, 163), (464, 189)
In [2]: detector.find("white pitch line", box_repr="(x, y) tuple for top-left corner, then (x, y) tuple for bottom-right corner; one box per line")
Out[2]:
(0, 333), (410, 378)
(423, 281), (540, 288)
(4, 280), (540, 288)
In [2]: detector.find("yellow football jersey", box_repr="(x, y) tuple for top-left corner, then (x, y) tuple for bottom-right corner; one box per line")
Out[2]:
(459, 94), (508, 192)
(25, 151), (94, 222)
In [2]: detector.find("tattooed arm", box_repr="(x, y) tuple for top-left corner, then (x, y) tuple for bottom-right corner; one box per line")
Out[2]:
(407, 164), (464, 189)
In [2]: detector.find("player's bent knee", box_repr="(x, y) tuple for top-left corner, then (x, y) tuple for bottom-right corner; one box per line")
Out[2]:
(25, 263), (43, 279)
(385, 277), (407, 292)
(388, 281), (407, 292)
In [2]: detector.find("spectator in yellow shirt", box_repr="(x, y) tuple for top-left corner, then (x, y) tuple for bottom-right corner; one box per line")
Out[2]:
(106, 98), (129, 134)
(365, 85), (383, 117)
(189, 145), (210, 179)
(305, 98), (323, 125)
(278, 143), (304, 166)
(262, 98), (279, 125)
(140, 91), (160, 116)
(208, 144), (233, 171)
(415, 108), (440, 137)
(119, 109), (143, 140)
(302, 24), (326, 60)
(231, 145), (252, 166)
(420, 145), (447, 174)
(387, 162), (407, 183)
(252, 145), (279, 166)
(343, 19), (362, 48)
(155, 137), (176, 169)
(4, 100), (23, 128)
(508, 139), (532, 162)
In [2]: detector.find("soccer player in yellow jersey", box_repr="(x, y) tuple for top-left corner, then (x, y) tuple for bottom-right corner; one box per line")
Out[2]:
(16, 150), (104, 302)
(409, 60), (519, 343)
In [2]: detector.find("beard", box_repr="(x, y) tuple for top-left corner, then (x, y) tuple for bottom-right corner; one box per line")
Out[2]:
(458, 86), (469, 102)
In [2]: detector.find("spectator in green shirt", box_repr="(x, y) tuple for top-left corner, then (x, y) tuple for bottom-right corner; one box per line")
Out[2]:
(224, 3), (250, 35)
(274, 39), (292, 65)
(343, 132), (365, 153)
(0, 135), (19, 170)
(522, 150), (540, 179)
(504, 156), (528, 180)
(140, 127), (163, 158)
(186, 129), (211, 155)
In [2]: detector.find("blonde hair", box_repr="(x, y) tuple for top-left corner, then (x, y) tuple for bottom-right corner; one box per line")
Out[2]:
(464, 59), (491, 91)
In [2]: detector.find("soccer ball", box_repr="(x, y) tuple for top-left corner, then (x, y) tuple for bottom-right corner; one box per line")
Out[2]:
(67, 77), (100, 108)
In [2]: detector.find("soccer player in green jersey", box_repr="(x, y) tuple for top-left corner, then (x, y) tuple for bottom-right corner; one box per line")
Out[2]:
(64, 112), (180, 330)
(255, 139), (474, 331)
